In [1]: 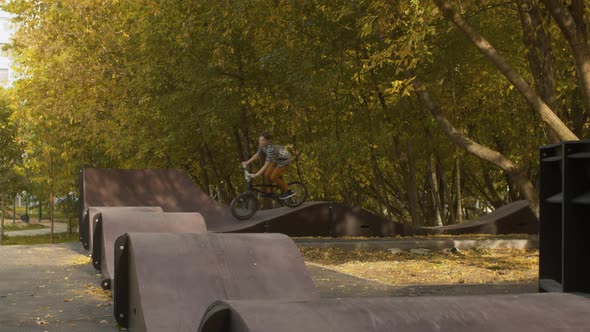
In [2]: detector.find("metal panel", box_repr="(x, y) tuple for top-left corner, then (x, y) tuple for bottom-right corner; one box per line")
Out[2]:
(113, 233), (319, 331)
(199, 293), (590, 332)
(92, 211), (206, 289)
(79, 206), (163, 251)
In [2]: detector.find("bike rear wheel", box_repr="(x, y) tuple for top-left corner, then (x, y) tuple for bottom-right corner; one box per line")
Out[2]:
(283, 181), (307, 207)
(230, 193), (258, 220)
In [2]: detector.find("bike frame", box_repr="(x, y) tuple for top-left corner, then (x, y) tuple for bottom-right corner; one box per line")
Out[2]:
(242, 168), (283, 199)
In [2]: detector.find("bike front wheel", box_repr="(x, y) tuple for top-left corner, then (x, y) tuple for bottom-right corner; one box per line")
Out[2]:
(283, 181), (308, 207)
(230, 193), (258, 220)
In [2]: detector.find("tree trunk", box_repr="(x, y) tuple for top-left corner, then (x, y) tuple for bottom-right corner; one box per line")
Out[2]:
(233, 127), (246, 163)
(570, 88), (588, 137)
(505, 173), (519, 202)
(427, 153), (444, 226)
(199, 146), (211, 196)
(205, 144), (227, 204)
(433, 0), (578, 141)
(406, 140), (422, 226)
(412, 77), (540, 217)
(518, 0), (560, 143)
(456, 157), (463, 223)
(436, 156), (448, 221)
(541, 0), (590, 114)
(236, 43), (252, 162)
(49, 153), (54, 244)
(1, 196), (4, 245)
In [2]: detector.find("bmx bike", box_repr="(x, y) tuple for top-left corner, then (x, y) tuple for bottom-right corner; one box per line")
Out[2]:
(230, 167), (308, 220)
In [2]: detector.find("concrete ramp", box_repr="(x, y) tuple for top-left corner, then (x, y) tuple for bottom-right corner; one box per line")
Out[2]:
(113, 233), (319, 331)
(199, 293), (590, 332)
(92, 212), (206, 289)
(80, 206), (163, 251)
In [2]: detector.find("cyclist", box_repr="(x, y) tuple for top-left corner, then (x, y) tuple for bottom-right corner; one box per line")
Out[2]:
(242, 132), (295, 199)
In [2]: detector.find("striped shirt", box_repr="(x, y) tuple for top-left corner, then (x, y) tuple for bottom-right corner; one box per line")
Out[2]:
(258, 144), (292, 167)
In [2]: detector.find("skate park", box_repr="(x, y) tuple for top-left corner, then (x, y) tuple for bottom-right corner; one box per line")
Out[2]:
(4, 0), (590, 330)
(2, 160), (589, 331)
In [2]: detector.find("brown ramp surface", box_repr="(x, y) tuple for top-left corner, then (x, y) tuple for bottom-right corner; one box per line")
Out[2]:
(414, 200), (538, 235)
(199, 293), (590, 332)
(80, 206), (163, 251)
(113, 233), (319, 332)
(220, 200), (538, 237)
(79, 168), (235, 227)
(80, 168), (537, 237)
(92, 212), (206, 290)
(79, 168), (397, 236)
(215, 202), (414, 236)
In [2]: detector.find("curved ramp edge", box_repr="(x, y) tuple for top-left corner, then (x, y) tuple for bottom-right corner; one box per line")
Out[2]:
(92, 212), (206, 289)
(415, 200), (538, 235)
(113, 233), (319, 330)
(80, 206), (163, 251)
(199, 293), (590, 332)
(79, 168), (236, 229)
(212, 200), (537, 237)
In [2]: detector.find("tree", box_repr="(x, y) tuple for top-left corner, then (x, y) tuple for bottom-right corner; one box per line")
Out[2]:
(0, 89), (24, 244)
(433, 0), (577, 141)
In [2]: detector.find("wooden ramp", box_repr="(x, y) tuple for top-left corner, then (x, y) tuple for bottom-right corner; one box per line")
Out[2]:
(80, 206), (163, 251)
(113, 233), (319, 331)
(79, 168), (538, 237)
(92, 211), (206, 289)
(199, 293), (590, 332)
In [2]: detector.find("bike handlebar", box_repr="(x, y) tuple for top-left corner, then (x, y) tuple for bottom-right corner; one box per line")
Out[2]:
(242, 166), (253, 182)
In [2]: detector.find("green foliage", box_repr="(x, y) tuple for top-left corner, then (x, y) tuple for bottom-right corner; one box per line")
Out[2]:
(1, 0), (583, 225)
(0, 88), (24, 201)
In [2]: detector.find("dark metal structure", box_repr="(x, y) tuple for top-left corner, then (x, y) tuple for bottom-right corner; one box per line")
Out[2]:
(539, 140), (590, 293)
(113, 233), (319, 331)
(199, 293), (590, 332)
(79, 206), (163, 251)
(92, 212), (207, 290)
(79, 168), (538, 237)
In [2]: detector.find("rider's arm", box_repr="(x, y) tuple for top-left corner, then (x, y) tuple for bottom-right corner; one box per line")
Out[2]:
(252, 161), (270, 177)
(242, 152), (260, 166)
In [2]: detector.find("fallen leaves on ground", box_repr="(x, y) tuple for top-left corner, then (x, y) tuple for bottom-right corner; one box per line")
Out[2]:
(68, 256), (91, 266)
(300, 247), (538, 285)
(294, 234), (537, 240)
(73, 283), (111, 302)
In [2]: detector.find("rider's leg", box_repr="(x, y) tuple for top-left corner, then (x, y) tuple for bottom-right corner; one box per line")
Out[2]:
(270, 166), (289, 192)
(263, 163), (277, 193)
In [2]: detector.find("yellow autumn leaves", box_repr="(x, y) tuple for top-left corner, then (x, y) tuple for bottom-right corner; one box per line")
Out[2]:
(301, 247), (538, 285)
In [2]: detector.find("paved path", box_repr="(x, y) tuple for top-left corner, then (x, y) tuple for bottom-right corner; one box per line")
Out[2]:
(0, 243), (114, 332)
(0, 242), (538, 331)
(5, 222), (68, 237)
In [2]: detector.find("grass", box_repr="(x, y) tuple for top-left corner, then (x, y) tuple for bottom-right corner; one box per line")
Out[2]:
(2, 223), (47, 232)
(4, 205), (72, 221)
(301, 247), (538, 285)
(2, 232), (79, 245)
